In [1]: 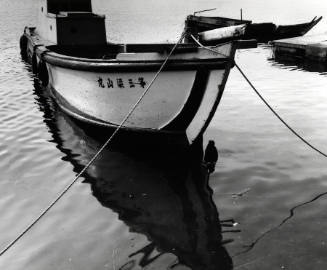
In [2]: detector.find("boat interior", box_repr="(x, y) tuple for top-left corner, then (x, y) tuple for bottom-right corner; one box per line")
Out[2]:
(46, 43), (201, 60)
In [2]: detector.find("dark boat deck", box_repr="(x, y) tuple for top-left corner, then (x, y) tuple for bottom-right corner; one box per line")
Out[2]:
(46, 43), (202, 59)
(185, 14), (252, 33)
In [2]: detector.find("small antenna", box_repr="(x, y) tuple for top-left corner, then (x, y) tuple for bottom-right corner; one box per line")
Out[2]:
(193, 8), (217, 16)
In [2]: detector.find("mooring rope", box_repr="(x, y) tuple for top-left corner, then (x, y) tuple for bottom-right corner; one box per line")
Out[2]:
(0, 32), (186, 257)
(190, 34), (327, 158)
(234, 63), (327, 158)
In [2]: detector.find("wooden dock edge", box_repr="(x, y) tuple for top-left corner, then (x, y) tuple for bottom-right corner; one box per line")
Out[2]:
(272, 34), (327, 62)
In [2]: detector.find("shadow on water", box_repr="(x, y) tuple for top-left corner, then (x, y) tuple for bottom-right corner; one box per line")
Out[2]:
(32, 80), (234, 270)
(268, 55), (327, 75)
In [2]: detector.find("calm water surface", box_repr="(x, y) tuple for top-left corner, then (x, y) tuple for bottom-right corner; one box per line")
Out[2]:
(1, 0), (327, 269)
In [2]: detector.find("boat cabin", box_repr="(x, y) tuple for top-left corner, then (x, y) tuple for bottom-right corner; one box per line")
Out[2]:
(37, 0), (107, 46)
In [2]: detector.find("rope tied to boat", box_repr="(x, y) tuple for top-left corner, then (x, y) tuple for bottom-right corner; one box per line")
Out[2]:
(190, 34), (327, 158)
(0, 31), (187, 257)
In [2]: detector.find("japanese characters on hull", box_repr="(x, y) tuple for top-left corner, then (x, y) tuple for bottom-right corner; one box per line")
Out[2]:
(97, 77), (147, 89)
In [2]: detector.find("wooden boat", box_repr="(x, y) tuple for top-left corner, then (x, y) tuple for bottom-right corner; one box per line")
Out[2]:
(185, 15), (252, 32)
(185, 15), (322, 43)
(20, 0), (244, 146)
(274, 17), (323, 40)
(245, 16), (323, 42)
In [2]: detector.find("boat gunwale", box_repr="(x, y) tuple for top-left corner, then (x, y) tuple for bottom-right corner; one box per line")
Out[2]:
(24, 29), (235, 72)
(37, 46), (232, 72)
(186, 15), (252, 25)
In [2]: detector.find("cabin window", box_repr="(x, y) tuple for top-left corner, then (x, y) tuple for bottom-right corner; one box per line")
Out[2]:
(41, 7), (43, 12)
(50, 25), (52, 31)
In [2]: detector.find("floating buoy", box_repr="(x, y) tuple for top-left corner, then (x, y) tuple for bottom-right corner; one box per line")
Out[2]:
(38, 60), (49, 86)
(204, 140), (218, 173)
(32, 53), (38, 75)
(19, 35), (28, 59)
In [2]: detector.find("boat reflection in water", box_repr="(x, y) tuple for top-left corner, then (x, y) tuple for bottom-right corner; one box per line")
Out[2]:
(34, 82), (233, 270)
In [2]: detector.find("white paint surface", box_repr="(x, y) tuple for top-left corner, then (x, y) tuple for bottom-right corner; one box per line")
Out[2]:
(48, 65), (196, 129)
(199, 24), (247, 42)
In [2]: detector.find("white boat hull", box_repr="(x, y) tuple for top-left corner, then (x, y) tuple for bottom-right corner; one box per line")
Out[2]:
(49, 66), (195, 128)
(47, 64), (226, 140)
(22, 28), (236, 144)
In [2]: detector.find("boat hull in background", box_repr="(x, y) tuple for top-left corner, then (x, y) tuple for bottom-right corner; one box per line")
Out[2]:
(185, 15), (322, 43)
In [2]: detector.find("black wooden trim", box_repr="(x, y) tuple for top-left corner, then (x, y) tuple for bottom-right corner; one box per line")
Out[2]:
(196, 59), (234, 139)
(163, 67), (210, 131)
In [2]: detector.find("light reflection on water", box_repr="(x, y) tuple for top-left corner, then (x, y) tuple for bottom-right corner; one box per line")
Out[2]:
(1, 0), (327, 269)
